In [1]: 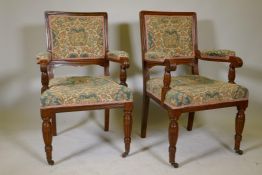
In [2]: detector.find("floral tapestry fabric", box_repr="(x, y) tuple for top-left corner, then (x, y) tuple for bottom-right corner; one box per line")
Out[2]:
(201, 49), (236, 57)
(147, 75), (248, 107)
(48, 15), (105, 59)
(41, 76), (132, 107)
(107, 50), (129, 60)
(144, 15), (194, 58)
(144, 51), (168, 62)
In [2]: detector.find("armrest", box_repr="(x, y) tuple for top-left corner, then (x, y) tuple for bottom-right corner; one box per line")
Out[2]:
(107, 50), (129, 65)
(106, 50), (130, 87)
(199, 49), (243, 83)
(144, 51), (195, 68)
(36, 52), (51, 65)
(199, 49), (243, 67)
(201, 49), (236, 57)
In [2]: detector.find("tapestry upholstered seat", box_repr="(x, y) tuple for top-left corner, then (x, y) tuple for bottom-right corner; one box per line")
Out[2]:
(37, 11), (133, 165)
(41, 76), (132, 107)
(139, 11), (248, 168)
(147, 75), (247, 108)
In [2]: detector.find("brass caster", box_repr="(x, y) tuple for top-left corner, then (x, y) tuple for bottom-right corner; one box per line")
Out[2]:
(122, 152), (129, 158)
(235, 149), (243, 155)
(141, 133), (146, 138)
(48, 160), (54, 165)
(171, 162), (179, 168)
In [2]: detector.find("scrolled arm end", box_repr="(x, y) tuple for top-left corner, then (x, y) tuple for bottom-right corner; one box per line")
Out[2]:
(229, 56), (243, 68)
(107, 50), (129, 67)
(36, 52), (51, 65)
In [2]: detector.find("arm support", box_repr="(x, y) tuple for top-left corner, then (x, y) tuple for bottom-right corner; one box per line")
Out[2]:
(36, 52), (51, 93)
(199, 50), (243, 83)
(106, 50), (130, 86)
(143, 51), (194, 103)
(161, 59), (177, 104)
(144, 51), (195, 68)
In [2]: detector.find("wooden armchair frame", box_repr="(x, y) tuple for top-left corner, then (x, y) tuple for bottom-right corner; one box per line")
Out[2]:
(37, 11), (133, 165)
(139, 11), (248, 168)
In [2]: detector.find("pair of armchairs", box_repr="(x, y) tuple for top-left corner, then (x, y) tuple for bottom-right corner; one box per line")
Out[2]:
(37, 11), (248, 167)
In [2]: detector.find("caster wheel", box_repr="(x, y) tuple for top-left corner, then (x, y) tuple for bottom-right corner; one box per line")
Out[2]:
(122, 152), (129, 158)
(171, 162), (179, 168)
(48, 160), (54, 165)
(235, 149), (243, 155)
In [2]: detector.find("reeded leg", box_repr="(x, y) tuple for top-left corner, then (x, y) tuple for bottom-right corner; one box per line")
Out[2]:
(122, 103), (133, 157)
(187, 112), (195, 131)
(41, 114), (54, 165)
(168, 110), (180, 168)
(51, 113), (57, 136)
(234, 104), (247, 155)
(104, 109), (109, 131)
(141, 94), (149, 138)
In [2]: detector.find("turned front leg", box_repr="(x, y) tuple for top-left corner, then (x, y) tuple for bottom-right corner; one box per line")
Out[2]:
(234, 104), (247, 155)
(168, 111), (180, 168)
(122, 103), (133, 157)
(42, 115), (54, 165)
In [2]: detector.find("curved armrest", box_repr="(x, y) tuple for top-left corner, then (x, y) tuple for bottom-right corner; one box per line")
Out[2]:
(144, 51), (195, 68)
(107, 50), (129, 66)
(199, 49), (243, 68)
(199, 49), (243, 83)
(106, 50), (130, 86)
(36, 52), (51, 65)
(201, 49), (236, 57)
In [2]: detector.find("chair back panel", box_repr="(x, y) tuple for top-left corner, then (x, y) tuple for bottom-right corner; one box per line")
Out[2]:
(46, 12), (107, 60)
(141, 11), (197, 58)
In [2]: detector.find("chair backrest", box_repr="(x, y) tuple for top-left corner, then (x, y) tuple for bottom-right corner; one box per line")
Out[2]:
(45, 11), (108, 62)
(140, 11), (198, 58)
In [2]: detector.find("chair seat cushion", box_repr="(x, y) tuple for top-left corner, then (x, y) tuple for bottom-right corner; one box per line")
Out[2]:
(41, 76), (133, 107)
(147, 75), (248, 107)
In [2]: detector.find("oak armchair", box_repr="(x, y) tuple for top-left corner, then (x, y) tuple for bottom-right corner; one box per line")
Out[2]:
(139, 11), (248, 168)
(37, 11), (133, 165)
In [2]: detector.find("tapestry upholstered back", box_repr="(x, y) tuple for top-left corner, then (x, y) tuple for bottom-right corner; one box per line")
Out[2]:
(142, 13), (196, 59)
(46, 12), (107, 60)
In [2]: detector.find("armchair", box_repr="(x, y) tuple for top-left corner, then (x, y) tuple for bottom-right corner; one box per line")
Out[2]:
(37, 11), (133, 165)
(139, 11), (248, 168)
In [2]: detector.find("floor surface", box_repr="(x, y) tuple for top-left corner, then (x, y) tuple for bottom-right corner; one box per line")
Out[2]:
(0, 96), (261, 175)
